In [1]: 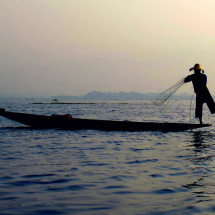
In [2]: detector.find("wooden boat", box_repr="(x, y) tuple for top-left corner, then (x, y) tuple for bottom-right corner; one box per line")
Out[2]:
(0, 108), (211, 132)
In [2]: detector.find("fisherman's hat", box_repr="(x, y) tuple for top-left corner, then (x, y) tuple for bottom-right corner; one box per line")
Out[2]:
(189, 63), (204, 72)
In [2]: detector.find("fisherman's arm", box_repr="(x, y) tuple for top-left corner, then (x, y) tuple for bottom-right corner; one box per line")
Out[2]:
(184, 75), (192, 83)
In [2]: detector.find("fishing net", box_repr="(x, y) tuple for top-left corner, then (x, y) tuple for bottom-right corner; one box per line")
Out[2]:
(153, 78), (185, 105)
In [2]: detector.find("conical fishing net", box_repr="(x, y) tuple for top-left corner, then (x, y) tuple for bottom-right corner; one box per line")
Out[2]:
(153, 78), (185, 105)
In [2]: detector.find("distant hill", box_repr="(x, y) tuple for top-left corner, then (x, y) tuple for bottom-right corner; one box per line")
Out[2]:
(52, 91), (192, 101)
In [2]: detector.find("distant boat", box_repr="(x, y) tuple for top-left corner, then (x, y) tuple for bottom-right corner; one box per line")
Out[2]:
(0, 108), (211, 132)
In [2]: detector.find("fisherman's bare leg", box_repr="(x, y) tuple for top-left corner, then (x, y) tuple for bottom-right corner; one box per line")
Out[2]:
(195, 96), (203, 124)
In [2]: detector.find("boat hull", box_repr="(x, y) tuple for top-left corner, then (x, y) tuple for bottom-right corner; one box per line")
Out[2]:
(0, 108), (211, 132)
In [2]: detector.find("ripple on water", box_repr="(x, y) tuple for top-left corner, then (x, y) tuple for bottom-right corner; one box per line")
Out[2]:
(129, 147), (155, 152)
(104, 185), (127, 189)
(22, 174), (55, 178)
(46, 184), (89, 192)
(7, 178), (74, 187)
(149, 174), (164, 178)
(126, 159), (158, 164)
(153, 186), (188, 195)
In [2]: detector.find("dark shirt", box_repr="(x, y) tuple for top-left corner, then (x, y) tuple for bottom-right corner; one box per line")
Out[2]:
(184, 73), (207, 95)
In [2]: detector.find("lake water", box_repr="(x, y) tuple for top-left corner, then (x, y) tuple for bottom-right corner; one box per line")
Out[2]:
(1, 99), (215, 215)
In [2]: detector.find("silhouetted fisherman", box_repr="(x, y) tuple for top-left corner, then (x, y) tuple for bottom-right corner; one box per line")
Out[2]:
(184, 64), (215, 124)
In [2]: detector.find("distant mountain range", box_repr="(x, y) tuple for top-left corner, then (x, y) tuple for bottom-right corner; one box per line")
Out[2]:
(51, 91), (193, 101)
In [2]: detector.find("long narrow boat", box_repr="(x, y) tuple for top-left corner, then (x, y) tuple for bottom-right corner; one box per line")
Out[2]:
(0, 108), (211, 132)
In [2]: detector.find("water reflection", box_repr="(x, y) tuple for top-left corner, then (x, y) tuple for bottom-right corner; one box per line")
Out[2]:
(190, 131), (214, 155)
(192, 131), (205, 144)
(183, 131), (215, 209)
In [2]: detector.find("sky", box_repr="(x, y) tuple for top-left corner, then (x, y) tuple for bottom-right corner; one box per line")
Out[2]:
(1, 0), (215, 97)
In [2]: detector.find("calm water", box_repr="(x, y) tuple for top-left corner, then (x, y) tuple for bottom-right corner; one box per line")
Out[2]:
(1, 100), (215, 215)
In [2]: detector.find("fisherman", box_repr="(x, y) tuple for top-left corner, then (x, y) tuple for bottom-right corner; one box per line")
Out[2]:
(184, 63), (215, 124)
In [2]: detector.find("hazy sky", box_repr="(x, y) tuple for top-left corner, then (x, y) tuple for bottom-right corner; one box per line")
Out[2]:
(1, 0), (215, 97)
